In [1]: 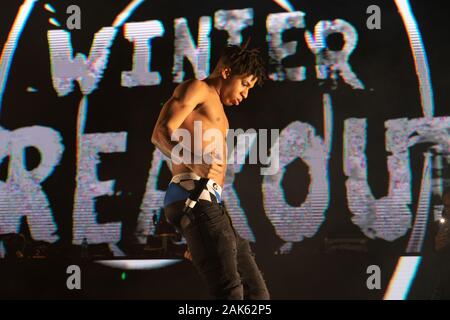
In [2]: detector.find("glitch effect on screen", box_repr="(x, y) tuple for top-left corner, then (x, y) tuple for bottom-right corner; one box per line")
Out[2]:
(0, 0), (447, 261)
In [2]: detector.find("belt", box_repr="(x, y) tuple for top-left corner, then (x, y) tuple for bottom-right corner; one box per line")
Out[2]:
(170, 172), (223, 201)
(169, 173), (223, 229)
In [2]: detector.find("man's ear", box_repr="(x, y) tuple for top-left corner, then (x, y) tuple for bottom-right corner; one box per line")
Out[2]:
(221, 67), (231, 79)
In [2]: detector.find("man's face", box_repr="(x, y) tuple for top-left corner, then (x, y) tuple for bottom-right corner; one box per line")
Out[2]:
(220, 73), (258, 107)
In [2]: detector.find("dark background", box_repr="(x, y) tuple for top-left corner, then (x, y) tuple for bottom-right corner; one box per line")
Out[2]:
(0, 0), (448, 299)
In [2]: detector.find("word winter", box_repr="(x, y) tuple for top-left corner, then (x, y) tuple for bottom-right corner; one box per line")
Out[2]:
(47, 7), (364, 97)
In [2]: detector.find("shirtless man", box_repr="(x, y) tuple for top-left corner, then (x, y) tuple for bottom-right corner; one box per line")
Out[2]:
(151, 45), (270, 299)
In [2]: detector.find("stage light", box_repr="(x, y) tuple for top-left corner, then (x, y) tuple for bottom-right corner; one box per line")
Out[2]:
(97, 259), (181, 270)
(384, 256), (422, 300)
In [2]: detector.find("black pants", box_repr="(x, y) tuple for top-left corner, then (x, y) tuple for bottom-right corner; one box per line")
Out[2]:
(164, 200), (270, 300)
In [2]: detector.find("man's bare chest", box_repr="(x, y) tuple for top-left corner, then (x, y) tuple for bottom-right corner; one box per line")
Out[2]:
(184, 103), (229, 134)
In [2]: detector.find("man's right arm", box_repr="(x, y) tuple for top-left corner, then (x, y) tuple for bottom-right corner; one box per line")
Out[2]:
(152, 80), (224, 180)
(151, 79), (208, 162)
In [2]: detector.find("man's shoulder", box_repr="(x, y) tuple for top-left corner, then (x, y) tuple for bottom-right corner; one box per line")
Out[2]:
(176, 79), (210, 93)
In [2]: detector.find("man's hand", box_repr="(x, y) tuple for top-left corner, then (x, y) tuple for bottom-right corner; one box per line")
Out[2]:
(187, 155), (224, 182)
(184, 248), (192, 261)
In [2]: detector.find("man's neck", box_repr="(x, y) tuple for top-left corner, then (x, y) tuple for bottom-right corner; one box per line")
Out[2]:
(204, 76), (222, 98)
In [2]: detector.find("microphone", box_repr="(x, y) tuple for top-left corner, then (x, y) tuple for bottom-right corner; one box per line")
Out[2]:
(182, 178), (210, 220)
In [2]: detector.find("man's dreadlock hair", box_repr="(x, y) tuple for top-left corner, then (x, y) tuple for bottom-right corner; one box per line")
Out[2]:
(219, 40), (267, 87)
